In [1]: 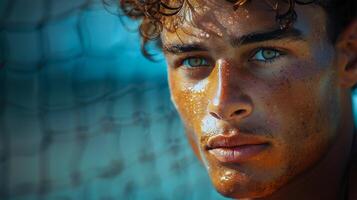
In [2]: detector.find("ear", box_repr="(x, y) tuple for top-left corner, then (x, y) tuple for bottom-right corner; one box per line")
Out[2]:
(337, 19), (357, 88)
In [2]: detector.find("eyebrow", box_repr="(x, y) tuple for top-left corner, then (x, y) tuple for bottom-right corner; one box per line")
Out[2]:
(163, 43), (208, 54)
(163, 28), (305, 54)
(232, 28), (304, 46)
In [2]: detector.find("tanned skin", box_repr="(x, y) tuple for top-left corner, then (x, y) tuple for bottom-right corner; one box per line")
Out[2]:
(159, 0), (357, 199)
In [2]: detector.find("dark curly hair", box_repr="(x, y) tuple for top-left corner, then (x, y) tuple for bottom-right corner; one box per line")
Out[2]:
(118, 0), (356, 60)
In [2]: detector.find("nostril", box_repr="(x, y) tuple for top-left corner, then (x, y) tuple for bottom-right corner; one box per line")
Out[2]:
(209, 112), (221, 119)
(233, 109), (247, 116)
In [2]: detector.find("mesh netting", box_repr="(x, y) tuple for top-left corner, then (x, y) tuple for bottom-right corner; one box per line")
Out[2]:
(0, 0), (227, 199)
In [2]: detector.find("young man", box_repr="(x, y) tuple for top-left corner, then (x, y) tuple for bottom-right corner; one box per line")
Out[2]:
(120, 0), (357, 199)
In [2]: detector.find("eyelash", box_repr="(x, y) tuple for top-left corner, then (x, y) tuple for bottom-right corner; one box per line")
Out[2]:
(178, 56), (211, 68)
(177, 47), (286, 68)
(249, 47), (286, 63)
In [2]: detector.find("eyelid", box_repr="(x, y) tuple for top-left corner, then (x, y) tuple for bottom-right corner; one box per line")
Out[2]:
(248, 47), (286, 62)
(179, 56), (212, 68)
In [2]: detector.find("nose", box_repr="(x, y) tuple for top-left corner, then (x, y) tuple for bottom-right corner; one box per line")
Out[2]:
(207, 59), (253, 121)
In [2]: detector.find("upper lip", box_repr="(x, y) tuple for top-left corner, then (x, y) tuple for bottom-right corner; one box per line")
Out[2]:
(206, 133), (268, 150)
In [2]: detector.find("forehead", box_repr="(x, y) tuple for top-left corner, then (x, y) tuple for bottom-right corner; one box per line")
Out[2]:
(160, 0), (327, 46)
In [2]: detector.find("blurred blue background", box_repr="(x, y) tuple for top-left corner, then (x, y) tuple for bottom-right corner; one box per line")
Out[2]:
(0, 0), (229, 199)
(1, 1), (357, 200)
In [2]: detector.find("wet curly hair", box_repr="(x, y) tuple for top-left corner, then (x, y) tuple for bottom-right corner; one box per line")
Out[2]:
(118, 0), (356, 60)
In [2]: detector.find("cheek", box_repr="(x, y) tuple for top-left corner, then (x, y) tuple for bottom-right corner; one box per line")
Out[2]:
(255, 60), (338, 127)
(168, 70), (207, 130)
(258, 61), (340, 173)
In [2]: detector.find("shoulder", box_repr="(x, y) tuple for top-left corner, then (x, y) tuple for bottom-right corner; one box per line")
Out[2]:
(348, 158), (357, 199)
(348, 138), (357, 199)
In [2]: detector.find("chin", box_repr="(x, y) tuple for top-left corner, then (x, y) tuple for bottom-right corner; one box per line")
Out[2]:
(213, 180), (277, 199)
(206, 164), (288, 199)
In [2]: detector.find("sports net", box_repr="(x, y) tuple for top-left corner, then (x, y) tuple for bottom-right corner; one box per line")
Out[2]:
(0, 0), (227, 199)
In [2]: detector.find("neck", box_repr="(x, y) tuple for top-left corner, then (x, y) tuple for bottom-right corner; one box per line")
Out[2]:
(258, 97), (355, 200)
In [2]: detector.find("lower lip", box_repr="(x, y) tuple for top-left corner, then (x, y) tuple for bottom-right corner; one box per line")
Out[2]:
(208, 144), (269, 163)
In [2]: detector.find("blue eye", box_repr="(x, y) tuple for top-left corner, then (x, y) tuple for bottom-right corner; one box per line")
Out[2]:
(182, 57), (209, 68)
(251, 49), (282, 62)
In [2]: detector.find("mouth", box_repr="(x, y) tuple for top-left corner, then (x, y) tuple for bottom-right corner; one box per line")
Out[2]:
(206, 133), (270, 163)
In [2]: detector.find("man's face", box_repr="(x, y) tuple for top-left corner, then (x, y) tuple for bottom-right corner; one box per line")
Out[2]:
(161, 0), (344, 198)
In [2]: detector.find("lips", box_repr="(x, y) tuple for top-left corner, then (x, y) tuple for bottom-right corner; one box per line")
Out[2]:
(206, 133), (269, 163)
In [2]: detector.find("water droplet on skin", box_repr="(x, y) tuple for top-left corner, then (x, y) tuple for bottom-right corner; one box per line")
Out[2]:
(220, 170), (233, 182)
(225, 170), (233, 176)
(203, 7), (209, 12)
(227, 17), (234, 25)
(188, 79), (207, 93)
(201, 115), (223, 135)
(229, 129), (238, 135)
(220, 175), (229, 182)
